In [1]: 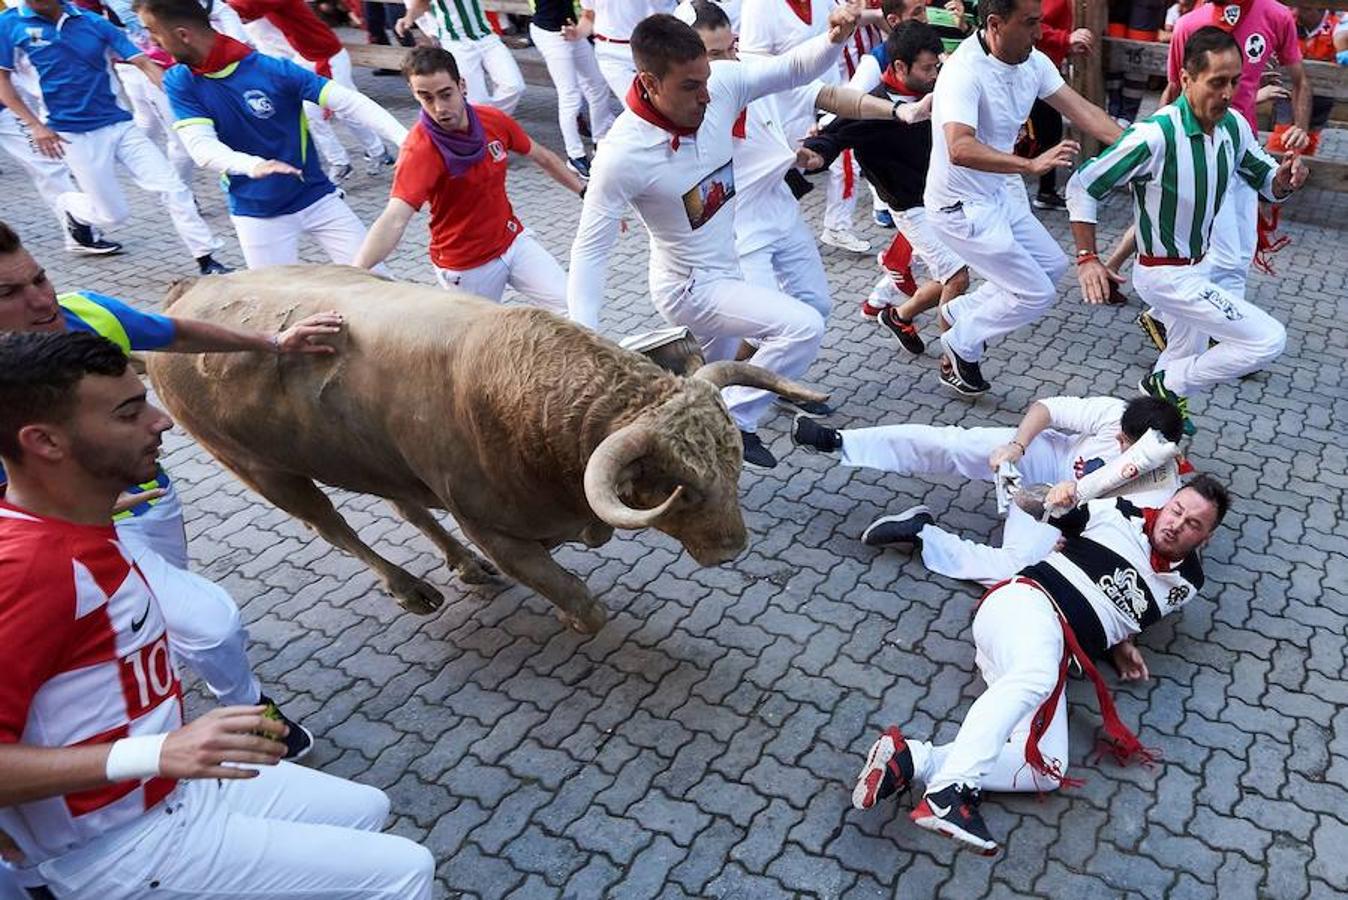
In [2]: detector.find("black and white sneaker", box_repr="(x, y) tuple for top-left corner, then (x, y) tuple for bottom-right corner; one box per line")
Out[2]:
(910, 783), (998, 855)
(775, 395), (834, 417)
(791, 413), (842, 453)
(1032, 191), (1067, 211)
(879, 307), (926, 355)
(566, 156), (591, 179)
(65, 214), (122, 255)
(938, 335), (990, 397)
(364, 150), (395, 176)
(197, 254), (232, 275)
(852, 725), (914, 810)
(861, 505), (933, 549)
(260, 695), (315, 761)
(740, 430), (778, 469)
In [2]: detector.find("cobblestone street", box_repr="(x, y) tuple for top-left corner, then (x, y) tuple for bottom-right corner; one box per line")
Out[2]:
(6, 69), (1348, 898)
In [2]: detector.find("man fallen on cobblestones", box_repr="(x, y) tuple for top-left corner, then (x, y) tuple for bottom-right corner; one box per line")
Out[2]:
(0, 331), (436, 899)
(0, 220), (338, 761)
(851, 474), (1230, 856)
(791, 393), (1185, 583)
(353, 45), (584, 311)
(135, 0), (408, 269)
(567, 7), (864, 469)
(1068, 26), (1306, 436)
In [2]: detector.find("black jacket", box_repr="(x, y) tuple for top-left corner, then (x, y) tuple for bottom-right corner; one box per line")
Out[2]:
(803, 88), (933, 213)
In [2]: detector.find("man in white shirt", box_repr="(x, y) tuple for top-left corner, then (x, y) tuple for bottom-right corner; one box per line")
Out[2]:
(572, 0), (677, 102)
(567, 7), (863, 470)
(924, 0), (1120, 397)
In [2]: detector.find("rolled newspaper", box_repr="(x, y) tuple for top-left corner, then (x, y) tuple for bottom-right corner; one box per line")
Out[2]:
(1043, 429), (1181, 519)
(995, 460), (1023, 516)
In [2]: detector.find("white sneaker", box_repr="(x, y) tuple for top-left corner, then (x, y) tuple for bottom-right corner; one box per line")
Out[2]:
(820, 228), (870, 254)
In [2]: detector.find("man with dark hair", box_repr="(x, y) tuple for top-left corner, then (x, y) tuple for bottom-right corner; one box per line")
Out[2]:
(853, 472), (1229, 855)
(135, 0), (407, 269)
(924, 0), (1122, 397)
(353, 46), (583, 308)
(567, 6), (864, 470)
(0, 219), (341, 765)
(803, 20), (970, 348)
(794, 393), (1187, 581)
(1068, 25), (1306, 434)
(0, 331), (435, 899)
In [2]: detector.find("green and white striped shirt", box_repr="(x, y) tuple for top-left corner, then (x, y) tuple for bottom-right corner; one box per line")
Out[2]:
(425, 0), (493, 42)
(1066, 97), (1281, 259)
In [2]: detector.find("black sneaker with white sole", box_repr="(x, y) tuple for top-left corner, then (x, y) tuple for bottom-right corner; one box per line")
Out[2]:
(791, 413), (842, 453)
(65, 214), (122, 255)
(566, 156), (591, 179)
(1032, 191), (1067, 211)
(740, 430), (777, 469)
(197, 254), (232, 275)
(938, 336), (990, 396)
(861, 505), (933, 548)
(879, 307), (926, 354)
(260, 695), (314, 761)
(852, 725), (914, 810)
(910, 783), (998, 855)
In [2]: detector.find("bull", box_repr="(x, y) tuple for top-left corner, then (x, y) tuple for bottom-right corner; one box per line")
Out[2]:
(147, 266), (826, 633)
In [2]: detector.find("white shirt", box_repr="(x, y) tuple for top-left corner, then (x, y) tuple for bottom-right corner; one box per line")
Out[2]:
(925, 33), (1064, 210)
(733, 92), (802, 255)
(581, 0), (676, 40)
(738, 0), (839, 141)
(567, 32), (842, 328)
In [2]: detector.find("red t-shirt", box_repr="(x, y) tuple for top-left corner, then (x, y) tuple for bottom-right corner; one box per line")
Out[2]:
(1037, 0), (1074, 66)
(227, 0), (342, 63)
(392, 106), (533, 271)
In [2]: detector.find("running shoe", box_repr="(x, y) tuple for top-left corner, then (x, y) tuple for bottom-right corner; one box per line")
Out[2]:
(65, 214), (122, 255)
(1138, 371), (1195, 436)
(1032, 191), (1067, 211)
(852, 725), (914, 810)
(938, 336), (990, 396)
(1136, 309), (1167, 351)
(879, 307), (926, 354)
(860, 298), (889, 320)
(911, 784), (999, 855)
(861, 505), (933, 548)
(873, 207), (896, 229)
(566, 156), (591, 179)
(740, 430), (777, 470)
(791, 413), (842, 453)
(259, 695), (315, 761)
(820, 228), (870, 254)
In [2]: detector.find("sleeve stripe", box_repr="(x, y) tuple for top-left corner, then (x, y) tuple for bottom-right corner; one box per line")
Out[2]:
(171, 117), (215, 130)
(317, 81), (333, 107)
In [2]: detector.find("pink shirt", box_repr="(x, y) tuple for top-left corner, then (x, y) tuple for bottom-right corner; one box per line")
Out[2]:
(1167, 0), (1302, 129)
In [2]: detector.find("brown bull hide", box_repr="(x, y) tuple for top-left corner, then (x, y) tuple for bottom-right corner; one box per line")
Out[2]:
(146, 266), (793, 633)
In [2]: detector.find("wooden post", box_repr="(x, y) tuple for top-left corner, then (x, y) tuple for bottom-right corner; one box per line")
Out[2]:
(1071, 0), (1109, 156)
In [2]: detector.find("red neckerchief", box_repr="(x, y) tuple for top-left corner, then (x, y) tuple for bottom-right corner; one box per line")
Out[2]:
(1142, 507), (1180, 573)
(1208, 0), (1255, 32)
(626, 78), (698, 150)
(881, 66), (907, 93)
(732, 109), (747, 139)
(189, 34), (253, 76)
(786, 0), (812, 25)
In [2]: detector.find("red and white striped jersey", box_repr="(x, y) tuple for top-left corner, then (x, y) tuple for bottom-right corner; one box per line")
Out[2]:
(840, 1), (884, 80)
(0, 501), (182, 867)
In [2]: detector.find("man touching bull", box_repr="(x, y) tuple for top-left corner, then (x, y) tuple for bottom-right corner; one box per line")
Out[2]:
(567, 7), (865, 470)
(0, 221), (337, 760)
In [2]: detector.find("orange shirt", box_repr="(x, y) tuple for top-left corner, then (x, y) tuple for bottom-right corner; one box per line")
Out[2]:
(391, 106), (533, 271)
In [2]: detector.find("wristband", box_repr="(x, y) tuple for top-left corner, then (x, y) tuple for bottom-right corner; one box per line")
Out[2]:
(269, 333), (281, 353)
(105, 733), (168, 782)
(1010, 439), (1026, 454)
(1075, 252), (1099, 266)
(891, 98), (903, 120)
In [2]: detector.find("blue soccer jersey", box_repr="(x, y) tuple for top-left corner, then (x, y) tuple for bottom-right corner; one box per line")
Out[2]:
(0, 3), (141, 133)
(59, 291), (177, 352)
(164, 51), (336, 217)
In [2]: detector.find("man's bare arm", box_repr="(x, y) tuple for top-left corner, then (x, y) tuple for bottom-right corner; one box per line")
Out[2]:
(945, 122), (1079, 176)
(1045, 84), (1124, 145)
(0, 69), (65, 158)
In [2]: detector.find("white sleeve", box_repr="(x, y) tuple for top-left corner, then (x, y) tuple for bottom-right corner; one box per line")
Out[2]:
(932, 60), (979, 128)
(1165, 5), (1180, 28)
(174, 121), (268, 176)
(319, 81), (409, 148)
(566, 151), (631, 330)
(725, 31), (843, 110)
(130, 544), (242, 655)
(1033, 49), (1066, 99)
(1039, 396), (1127, 438)
(736, 0), (780, 54)
(846, 53), (882, 93)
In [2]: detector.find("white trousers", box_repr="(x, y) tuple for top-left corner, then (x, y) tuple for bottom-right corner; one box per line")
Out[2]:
(1206, 175), (1258, 302)
(0, 107), (78, 236)
(231, 191), (370, 269)
(914, 581), (1069, 794)
(868, 205), (967, 307)
(822, 150), (859, 233)
(440, 33), (525, 114)
(738, 212), (833, 322)
(656, 275), (825, 432)
(118, 64), (194, 188)
(57, 121), (218, 258)
(297, 50), (387, 159)
(839, 423), (1075, 584)
(1134, 261), (1286, 396)
(529, 24), (614, 159)
(306, 102), (352, 169)
(433, 231), (567, 313)
(37, 763), (434, 899)
(115, 486), (261, 707)
(929, 192), (1067, 362)
(593, 39), (635, 103)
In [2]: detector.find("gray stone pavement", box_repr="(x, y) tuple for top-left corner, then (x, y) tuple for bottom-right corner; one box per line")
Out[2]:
(5, 68), (1348, 899)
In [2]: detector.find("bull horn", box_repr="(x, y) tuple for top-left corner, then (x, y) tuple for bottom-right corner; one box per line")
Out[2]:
(584, 423), (684, 530)
(693, 361), (829, 405)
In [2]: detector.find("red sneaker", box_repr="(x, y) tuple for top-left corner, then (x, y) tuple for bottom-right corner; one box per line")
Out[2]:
(861, 298), (889, 319)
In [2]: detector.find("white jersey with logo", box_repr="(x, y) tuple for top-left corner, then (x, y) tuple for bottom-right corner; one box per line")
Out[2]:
(581, 0), (676, 40)
(925, 33), (1064, 210)
(0, 503), (186, 867)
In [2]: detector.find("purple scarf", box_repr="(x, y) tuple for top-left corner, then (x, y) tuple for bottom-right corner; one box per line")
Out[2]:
(419, 106), (485, 177)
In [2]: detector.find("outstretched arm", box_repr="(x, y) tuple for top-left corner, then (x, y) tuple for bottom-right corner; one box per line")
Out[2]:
(731, 3), (861, 108)
(527, 141), (585, 195)
(167, 313), (344, 355)
(353, 197), (417, 270)
(0, 69), (65, 158)
(1044, 83), (1123, 146)
(988, 401), (1052, 471)
(319, 81), (408, 148)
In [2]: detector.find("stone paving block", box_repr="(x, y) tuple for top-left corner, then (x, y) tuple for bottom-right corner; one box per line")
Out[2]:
(563, 805), (653, 867)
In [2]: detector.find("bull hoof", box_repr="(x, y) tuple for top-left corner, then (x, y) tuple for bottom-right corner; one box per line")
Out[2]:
(388, 572), (444, 615)
(558, 602), (607, 634)
(456, 556), (499, 585)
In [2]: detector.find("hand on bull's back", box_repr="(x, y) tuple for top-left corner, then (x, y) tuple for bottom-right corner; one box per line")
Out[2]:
(275, 312), (345, 355)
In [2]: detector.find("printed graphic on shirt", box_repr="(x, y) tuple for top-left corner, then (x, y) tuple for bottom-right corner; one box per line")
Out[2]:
(1245, 32), (1268, 62)
(1165, 584), (1191, 610)
(682, 160), (736, 231)
(1099, 566), (1150, 621)
(487, 139), (507, 162)
(1222, 4), (1242, 27)
(244, 89), (275, 119)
